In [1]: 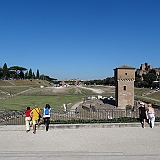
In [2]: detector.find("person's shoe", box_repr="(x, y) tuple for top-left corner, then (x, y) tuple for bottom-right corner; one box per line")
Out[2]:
(26, 130), (30, 133)
(33, 132), (36, 134)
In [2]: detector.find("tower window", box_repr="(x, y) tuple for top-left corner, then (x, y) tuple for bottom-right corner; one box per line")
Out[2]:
(124, 86), (126, 90)
(125, 73), (127, 75)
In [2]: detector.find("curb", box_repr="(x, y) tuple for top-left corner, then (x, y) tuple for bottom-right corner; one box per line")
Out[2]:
(0, 122), (160, 131)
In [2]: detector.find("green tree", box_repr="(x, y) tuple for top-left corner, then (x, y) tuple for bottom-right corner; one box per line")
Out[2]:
(108, 77), (115, 85)
(36, 69), (40, 79)
(25, 71), (28, 79)
(143, 73), (157, 87)
(103, 77), (115, 85)
(19, 70), (24, 79)
(9, 66), (27, 79)
(28, 69), (33, 79)
(40, 74), (45, 80)
(0, 67), (3, 78)
(32, 72), (35, 79)
(2, 63), (10, 79)
(134, 77), (143, 88)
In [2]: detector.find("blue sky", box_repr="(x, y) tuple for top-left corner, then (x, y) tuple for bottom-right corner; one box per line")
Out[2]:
(0, 0), (160, 80)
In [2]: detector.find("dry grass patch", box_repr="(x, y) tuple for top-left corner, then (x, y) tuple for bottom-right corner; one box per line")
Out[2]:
(0, 80), (12, 86)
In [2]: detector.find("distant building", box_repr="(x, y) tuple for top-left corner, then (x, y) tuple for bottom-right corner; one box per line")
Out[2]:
(60, 79), (83, 86)
(136, 62), (160, 80)
(114, 65), (135, 109)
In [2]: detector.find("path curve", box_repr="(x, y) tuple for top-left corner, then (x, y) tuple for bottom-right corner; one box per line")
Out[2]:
(77, 86), (104, 94)
(70, 101), (83, 110)
(70, 86), (104, 111)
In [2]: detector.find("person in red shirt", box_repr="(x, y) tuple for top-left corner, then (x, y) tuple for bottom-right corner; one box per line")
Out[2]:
(25, 106), (32, 132)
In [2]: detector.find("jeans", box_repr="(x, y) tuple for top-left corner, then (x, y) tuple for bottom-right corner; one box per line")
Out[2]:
(148, 114), (155, 128)
(44, 117), (50, 131)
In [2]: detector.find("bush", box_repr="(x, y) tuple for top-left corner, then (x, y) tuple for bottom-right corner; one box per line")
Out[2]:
(50, 117), (140, 124)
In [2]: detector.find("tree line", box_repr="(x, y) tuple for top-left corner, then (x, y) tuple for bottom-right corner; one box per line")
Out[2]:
(0, 63), (56, 82)
(84, 69), (159, 89)
(135, 69), (159, 88)
(0, 63), (159, 88)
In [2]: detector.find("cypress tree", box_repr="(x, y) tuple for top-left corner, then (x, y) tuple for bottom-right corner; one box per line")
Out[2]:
(36, 69), (40, 79)
(2, 63), (10, 79)
(28, 68), (32, 79)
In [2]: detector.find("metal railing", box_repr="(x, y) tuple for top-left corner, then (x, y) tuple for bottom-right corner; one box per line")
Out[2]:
(0, 110), (25, 125)
(0, 108), (160, 125)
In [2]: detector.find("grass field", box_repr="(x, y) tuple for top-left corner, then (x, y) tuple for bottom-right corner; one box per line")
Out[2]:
(0, 80), (160, 110)
(0, 95), (84, 110)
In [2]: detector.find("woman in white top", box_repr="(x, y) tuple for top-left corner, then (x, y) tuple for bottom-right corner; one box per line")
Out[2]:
(43, 104), (51, 132)
(147, 104), (155, 128)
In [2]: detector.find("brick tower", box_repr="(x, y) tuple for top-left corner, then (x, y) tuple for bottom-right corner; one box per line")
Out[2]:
(114, 65), (135, 109)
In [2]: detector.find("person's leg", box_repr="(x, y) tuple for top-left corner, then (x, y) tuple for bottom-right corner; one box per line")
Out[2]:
(43, 118), (46, 125)
(46, 117), (50, 131)
(44, 118), (47, 126)
(149, 117), (151, 128)
(38, 118), (41, 127)
(32, 120), (37, 134)
(30, 120), (32, 127)
(143, 119), (146, 128)
(25, 117), (30, 132)
(25, 117), (28, 131)
(151, 115), (155, 128)
(33, 125), (36, 133)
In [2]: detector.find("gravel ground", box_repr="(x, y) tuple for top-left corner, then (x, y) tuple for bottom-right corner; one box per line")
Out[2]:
(0, 125), (159, 160)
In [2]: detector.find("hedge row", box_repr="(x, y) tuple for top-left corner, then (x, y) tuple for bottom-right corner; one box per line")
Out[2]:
(50, 117), (160, 124)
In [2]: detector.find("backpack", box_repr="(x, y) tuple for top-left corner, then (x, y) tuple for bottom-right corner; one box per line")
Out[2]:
(45, 108), (50, 115)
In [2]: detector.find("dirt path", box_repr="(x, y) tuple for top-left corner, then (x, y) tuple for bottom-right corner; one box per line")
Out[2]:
(70, 86), (104, 111)
(70, 101), (83, 110)
(77, 86), (104, 94)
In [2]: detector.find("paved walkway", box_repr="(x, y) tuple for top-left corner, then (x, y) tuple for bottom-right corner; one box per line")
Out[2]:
(0, 123), (160, 160)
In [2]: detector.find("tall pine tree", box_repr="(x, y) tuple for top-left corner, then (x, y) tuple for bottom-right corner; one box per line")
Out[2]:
(36, 69), (40, 79)
(28, 69), (32, 79)
(2, 63), (10, 79)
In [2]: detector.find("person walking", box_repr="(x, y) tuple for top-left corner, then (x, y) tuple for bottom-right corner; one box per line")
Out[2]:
(75, 107), (79, 114)
(147, 104), (155, 128)
(25, 106), (32, 132)
(43, 104), (51, 132)
(30, 105), (41, 134)
(137, 102), (147, 128)
(63, 103), (67, 113)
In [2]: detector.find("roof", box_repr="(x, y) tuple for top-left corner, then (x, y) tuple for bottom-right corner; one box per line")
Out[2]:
(114, 65), (135, 70)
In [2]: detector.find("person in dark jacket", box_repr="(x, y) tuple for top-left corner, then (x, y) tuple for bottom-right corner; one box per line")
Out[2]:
(137, 102), (147, 128)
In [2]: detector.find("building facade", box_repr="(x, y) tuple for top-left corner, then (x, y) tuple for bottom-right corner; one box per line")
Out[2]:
(114, 65), (135, 109)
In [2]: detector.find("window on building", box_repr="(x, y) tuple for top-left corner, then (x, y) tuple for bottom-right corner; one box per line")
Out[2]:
(125, 73), (127, 75)
(124, 86), (126, 90)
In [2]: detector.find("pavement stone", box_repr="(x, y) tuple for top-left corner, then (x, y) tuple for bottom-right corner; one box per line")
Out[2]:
(0, 123), (160, 160)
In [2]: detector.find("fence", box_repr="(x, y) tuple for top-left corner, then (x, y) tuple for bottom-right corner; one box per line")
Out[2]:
(0, 108), (160, 125)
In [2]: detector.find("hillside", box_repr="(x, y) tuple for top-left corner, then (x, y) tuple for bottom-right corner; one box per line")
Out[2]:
(0, 79), (53, 98)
